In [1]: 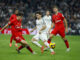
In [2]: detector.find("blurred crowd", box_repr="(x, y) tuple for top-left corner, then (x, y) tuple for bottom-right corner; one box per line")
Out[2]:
(0, 0), (80, 34)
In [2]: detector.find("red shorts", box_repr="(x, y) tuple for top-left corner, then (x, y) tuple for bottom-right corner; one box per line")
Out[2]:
(51, 27), (65, 38)
(12, 32), (25, 43)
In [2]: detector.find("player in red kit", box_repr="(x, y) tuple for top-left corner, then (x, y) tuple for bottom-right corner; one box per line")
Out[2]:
(48, 6), (70, 54)
(9, 9), (19, 47)
(0, 12), (36, 54)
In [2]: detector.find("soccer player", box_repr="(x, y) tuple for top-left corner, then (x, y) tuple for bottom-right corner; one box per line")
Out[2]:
(43, 10), (52, 39)
(48, 6), (70, 52)
(30, 11), (54, 54)
(9, 9), (19, 47)
(0, 12), (35, 54)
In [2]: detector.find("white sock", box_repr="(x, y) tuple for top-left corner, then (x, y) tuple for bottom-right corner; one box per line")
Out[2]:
(50, 48), (54, 52)
(44, 42), (50, 48)
(44, 42), (54, 52)
(32, 41), (42, 47)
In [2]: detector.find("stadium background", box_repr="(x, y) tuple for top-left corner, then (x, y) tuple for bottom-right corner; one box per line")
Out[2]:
(0, 0), (80, 35)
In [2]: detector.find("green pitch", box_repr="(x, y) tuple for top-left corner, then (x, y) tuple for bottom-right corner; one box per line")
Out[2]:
(0, 34), (80, 60)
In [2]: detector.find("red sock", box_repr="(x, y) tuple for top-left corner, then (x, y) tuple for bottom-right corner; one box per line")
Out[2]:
(10, 36), (14, 43)
(18, 45), (24, 50)
(26, 46), (33, 53)
(64, 40), (69, 48)
(47, 39), (51, 44)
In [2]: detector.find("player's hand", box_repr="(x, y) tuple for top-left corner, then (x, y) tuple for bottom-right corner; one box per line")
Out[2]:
(30, 30), (33, 33)
(0, 30), (1, 34)
(65, 28), (68, 33)
(48, 30), (51, 34)
(9, 43), (12, 47)
(39, 31), (41, 34)
(15, 43), (18, 47)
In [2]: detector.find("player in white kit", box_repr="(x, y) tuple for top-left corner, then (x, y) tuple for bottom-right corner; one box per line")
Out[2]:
(43, 10), (52, 39)
(30, 11), (55, 55)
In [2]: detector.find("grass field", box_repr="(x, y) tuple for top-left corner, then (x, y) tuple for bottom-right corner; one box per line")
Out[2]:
(0, 34), (80, 60)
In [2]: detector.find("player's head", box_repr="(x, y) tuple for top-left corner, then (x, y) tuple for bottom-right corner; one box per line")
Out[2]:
(53, 6), (58, 13)
(17, 12), (23, 20)
(36, 11), (42, 19)
(14, 9), (19, 14)
(46, 10), (50, 16)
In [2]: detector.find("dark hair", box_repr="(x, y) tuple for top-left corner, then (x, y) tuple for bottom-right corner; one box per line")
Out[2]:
(36, 11), (42, 15)
(17, 12), (24, 16)
(14, 8), (19, 13)
(53, 5), (58, 9)
(46, 10), (50, 12)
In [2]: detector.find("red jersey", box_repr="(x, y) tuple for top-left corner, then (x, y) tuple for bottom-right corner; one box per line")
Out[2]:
(8, 18), (22, 36)
(52, 12), (65, 28)
(9, 14), (17, 35)
(8, 18), (25, 43)
(51, 12), (65, 38)
(9, 14), (17, 21)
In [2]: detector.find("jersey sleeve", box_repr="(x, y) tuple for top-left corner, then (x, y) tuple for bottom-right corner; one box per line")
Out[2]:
(60, 13), (64, 20)
(9, 15), (14, 21)
(8, 19), (16, 25)
(42, 18), (46, 26)
(52, 15), (55, 23)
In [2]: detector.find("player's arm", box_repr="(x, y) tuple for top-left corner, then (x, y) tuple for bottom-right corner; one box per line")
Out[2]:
(39, 25), (46, 34)
(0, 23), (9, 32)
(40, 25), (46, 31)
(48, 23), (55, 33)
(30, 27), (37, 33)
(0, 19), (15, 32)
(64, 18), (68, 33)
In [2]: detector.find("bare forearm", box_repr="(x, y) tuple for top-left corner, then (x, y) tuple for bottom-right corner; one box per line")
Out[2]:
(0, 24), (9, 32)
(40, 26), (46, 32)
(31, 27), (37, 32)
(64, 18), (68, 29)
(49, 23), (54, 30)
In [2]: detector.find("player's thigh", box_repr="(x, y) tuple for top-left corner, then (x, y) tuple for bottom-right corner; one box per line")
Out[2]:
(59, 29), (65, 38)
(14, 35), (25, 43)
(20, 40), (28, 46)
(32, 34), (40, 41)
(51, 28), (58, 36)
(40, 33), (48, 42)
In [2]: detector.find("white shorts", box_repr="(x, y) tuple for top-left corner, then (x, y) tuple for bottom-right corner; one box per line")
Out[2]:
(33, 33), (48, 42)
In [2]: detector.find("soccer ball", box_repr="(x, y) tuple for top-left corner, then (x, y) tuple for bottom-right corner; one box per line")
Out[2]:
(49, 42), (56, 49)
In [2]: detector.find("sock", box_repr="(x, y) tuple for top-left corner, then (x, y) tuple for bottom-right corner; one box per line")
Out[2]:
(44, 42), (50, 48)
(26, 46), (33, 53)
(64, 40), (69, 48)
(50, 48), (54, 52)
(47, 38), (51, 44)
(32, 41), (42, 47)
(18, 45), (24, 50)
(10, 36), (14, 43)
(44, 42), (54, 52)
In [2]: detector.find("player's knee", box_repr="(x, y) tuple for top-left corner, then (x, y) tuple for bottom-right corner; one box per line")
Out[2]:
(62, 37), (66, 40)
(49, 34), (53, 39)
(21, 40), (28, 45)
(31, 38), (37, 41)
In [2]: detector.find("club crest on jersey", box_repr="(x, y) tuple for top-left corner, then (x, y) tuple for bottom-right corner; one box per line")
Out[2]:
(55, 20), (61, 23)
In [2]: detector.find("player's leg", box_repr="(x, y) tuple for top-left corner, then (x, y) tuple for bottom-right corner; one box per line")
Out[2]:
(59, 29), (70, 52)
(9, 35), (14, 47)
(62, 37), (70, 52)
(47, 28), (57, 44)
(31, 34), (42, 48)
(47, 34), (54, 44)
(15, 41), (18, 47)
(40, 33), (55, 54)
(20, 40), (34, 54)
(15, 36), (35, 54)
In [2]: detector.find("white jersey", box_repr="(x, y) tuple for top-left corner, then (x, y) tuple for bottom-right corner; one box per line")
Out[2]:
(43, 15), (52, 33)
(43, 15), (52, 28)
(36, 18), (46, 33)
